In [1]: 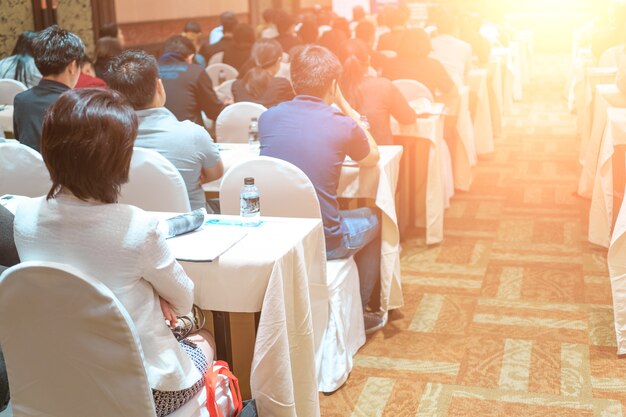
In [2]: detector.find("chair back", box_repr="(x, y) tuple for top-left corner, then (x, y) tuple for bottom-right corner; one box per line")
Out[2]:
(0, 142), (51, 197)
(119, 148), (191, 212)
(215, 102), (267, 143)
(206, 63), (239, 87)
(599, 44), (624, 68)
(208, 51), (224, 66)
(0, 262), (157, 417)
(392, 78), (435, 102)
(215, 78), (236, 102)
(219, 156), (322, 219)
(0, 78), (27, 105)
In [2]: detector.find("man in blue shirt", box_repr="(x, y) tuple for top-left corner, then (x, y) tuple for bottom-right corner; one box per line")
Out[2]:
(259, 45), (384, 332)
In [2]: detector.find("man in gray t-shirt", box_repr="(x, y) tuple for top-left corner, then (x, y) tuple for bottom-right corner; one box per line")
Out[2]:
(104, 50), (223, 210)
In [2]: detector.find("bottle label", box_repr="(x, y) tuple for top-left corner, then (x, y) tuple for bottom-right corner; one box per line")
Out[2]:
(241, 196), (260, 215)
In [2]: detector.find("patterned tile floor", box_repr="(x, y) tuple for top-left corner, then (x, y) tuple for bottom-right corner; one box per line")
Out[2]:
(319, 55), (625, 416)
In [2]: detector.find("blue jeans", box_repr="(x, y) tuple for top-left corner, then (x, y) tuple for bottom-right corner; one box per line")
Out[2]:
(326, 207), (381, 309)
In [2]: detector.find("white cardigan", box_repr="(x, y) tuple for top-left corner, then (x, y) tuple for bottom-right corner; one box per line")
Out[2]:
(13, 194), (201, 391)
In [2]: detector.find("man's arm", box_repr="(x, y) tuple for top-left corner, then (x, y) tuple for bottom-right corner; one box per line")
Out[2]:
(200, 160), (224, 184)
(333, 84), (380, 167)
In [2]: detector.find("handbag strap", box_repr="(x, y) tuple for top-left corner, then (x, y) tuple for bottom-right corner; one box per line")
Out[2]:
(205, 360), (243, 417)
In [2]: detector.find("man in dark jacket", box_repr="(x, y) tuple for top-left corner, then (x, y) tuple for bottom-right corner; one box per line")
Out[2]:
(158, 36), (225, 124)
(199, 11), (238, 64)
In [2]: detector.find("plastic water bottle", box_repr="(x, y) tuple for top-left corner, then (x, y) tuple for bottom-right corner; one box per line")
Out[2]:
(360, 114), (370, 131)
(248, 117), (260, 153)
(240, 177), (260, 226)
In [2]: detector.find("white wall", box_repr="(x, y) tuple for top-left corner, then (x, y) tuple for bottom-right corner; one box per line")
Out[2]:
(115, 0), (249, 23)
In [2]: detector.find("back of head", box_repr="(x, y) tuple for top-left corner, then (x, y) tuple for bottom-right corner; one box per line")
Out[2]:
(104, 49), (159, 110)
(243, 39), (283, 98)
(290, 44), (342, 98)
(11, 31), (38, 56)
(398, 28), (431, 59)
(353, 5), (366, 22)
(163, 35), (196, 58)
(355, 21), (375, 45)
(262, 8), (276, 24)
(233, 23), (256, 46)
(32, 25), (85, 76)
(99, 22), (119, 39)
(42, 88), (137, 204)
(317, 29), (347, 57)
(298, 13), (319, 44)
(220, 11), (239, 34)
(275, 10), (294, 35)
(94, 37), (123, 64)
(184, 21), (202, 34)
(338, 39), (369, 106)
(332, 17), (351, 38)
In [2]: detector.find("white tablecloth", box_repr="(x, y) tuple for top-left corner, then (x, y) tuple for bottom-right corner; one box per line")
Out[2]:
(391, 103), (453, 245)
(0, 105), (13, 136)
(578, 84), (626, 198)
(589, 108), (626, 247)
(171, 215), (326, 417)
(468, 68), (495, 154)
(203, 145), (405, 313)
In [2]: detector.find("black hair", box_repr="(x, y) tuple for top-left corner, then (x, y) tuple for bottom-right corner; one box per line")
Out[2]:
(99, 23), (119, 39)
(184, 21), (202, 33)
(220, 11), (239, 34)
(103, 49), (159, 110)
(32, 25), (85, 76)
(290, 44), (342, 98)
(243, 39), (283, 98)
(4, 31), (39, 87)
(11, 31), (37, 56)
(163, 35), (196, 57)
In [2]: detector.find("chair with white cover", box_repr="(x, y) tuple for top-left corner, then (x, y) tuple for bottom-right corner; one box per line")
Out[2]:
(607, 185), (626, 355)
(215, 79), (236, 102)
(0, 142), (51, 197)
(392, 79), (435, 102)
(0, 79), (27, 106)
(599, 44), (624, 68)
(219, 156), (365, 393)
(0, 261), (208, 417)
(119, 147), (191, 212)
(208, 51), (224, 66)
(215, 102), (267, 143)
(206, 63), (239, 87)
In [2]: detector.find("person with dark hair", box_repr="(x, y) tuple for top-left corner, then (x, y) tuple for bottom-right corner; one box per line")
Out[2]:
(331, 17), (352, 39)
(93, 36), (123, 78)
(355, 20), (387, 71)
(317, 24), (348, 58)
(158, 35), (224, 124)
(182, 21), (206, 67)
(199, 11), (239, 63)
(74, 55), (107, 88)
(259, 45), (385, 333)
(223, 23), (256, 73)
(99, 22), (125, 47)
(383, 28), (457, 99)
(232, 39), (294, 107)
(297, 13), (319, 44)
(105, 50), (223, 210)
(339, 39), (415, 145)
(13, 88), (217, 416)
(256, 8), (279, 39)
(12, 25), (84, 152)
(0, 31), (41, 88)
(274, 9), (302, 53)
(429, 8), (473, 83)
(376, 6), (409, 52)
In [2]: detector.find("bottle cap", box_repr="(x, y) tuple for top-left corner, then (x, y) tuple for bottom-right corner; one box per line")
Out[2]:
(251, 117), (258, 121)
(244, 177), (255, 185)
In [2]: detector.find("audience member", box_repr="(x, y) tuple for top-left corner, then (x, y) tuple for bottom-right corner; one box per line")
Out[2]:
(13, 25), (84, 152)
(332, 17), (352, 39)
(105, 50), (223, 210)
(99, 22), (125, 47)
(13, 88), (215, 416)
(74, 55), (107, 88)
(223, 23), (256, 73)
(256, 8), (279, 39)
(182, 21), (206, 67)
(383, 28), (457, 99)
(429, 9), (473, 84)
(376, 6), (409, 52)
(339, 39), (416, 145)
(460, 13), (491, 66)
(275, 10), (302, 53)
(200, 11), (238, 63)
(318, 28), (348, 58)
(297, 13), (319, 44)
(232, 39), (294, 107)
(259, 45), (384, 332)
(355, 20), (387, 71)
(0, 31), (42, 88)
(158, 35), (224, 124)
(93, 36), (123, 78)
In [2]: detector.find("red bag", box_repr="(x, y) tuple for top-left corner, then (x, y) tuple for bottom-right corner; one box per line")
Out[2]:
(205, 360), (243, 417)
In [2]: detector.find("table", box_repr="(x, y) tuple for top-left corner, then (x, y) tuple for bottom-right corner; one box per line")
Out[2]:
(170, 214), (326, 417)
(589, 108), (626, 247)
(578, 84), (626, 198)
(0, 105), (13, 137)
(391, 103), (453, 245)
(468, 68), (495, 154)
(203, 145), (405, 314)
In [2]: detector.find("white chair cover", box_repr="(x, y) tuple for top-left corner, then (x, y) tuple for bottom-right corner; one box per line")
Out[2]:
(0, 262), (208, 417)
(608, 191), (626, 354)
(208, 51), (224, 66)
(215, 102), (267, 143)
(392, 79), (435, 102)
(119, 147), (191, 212)
(219, 156), (365, 393)
(379, 50), (398, 59)
(215, 79), (235, 102)
(599, 44), (624, 68)
(0, 78), (27, 106)
(0, 142), (51, 197)
(206, 63), (239, 87)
